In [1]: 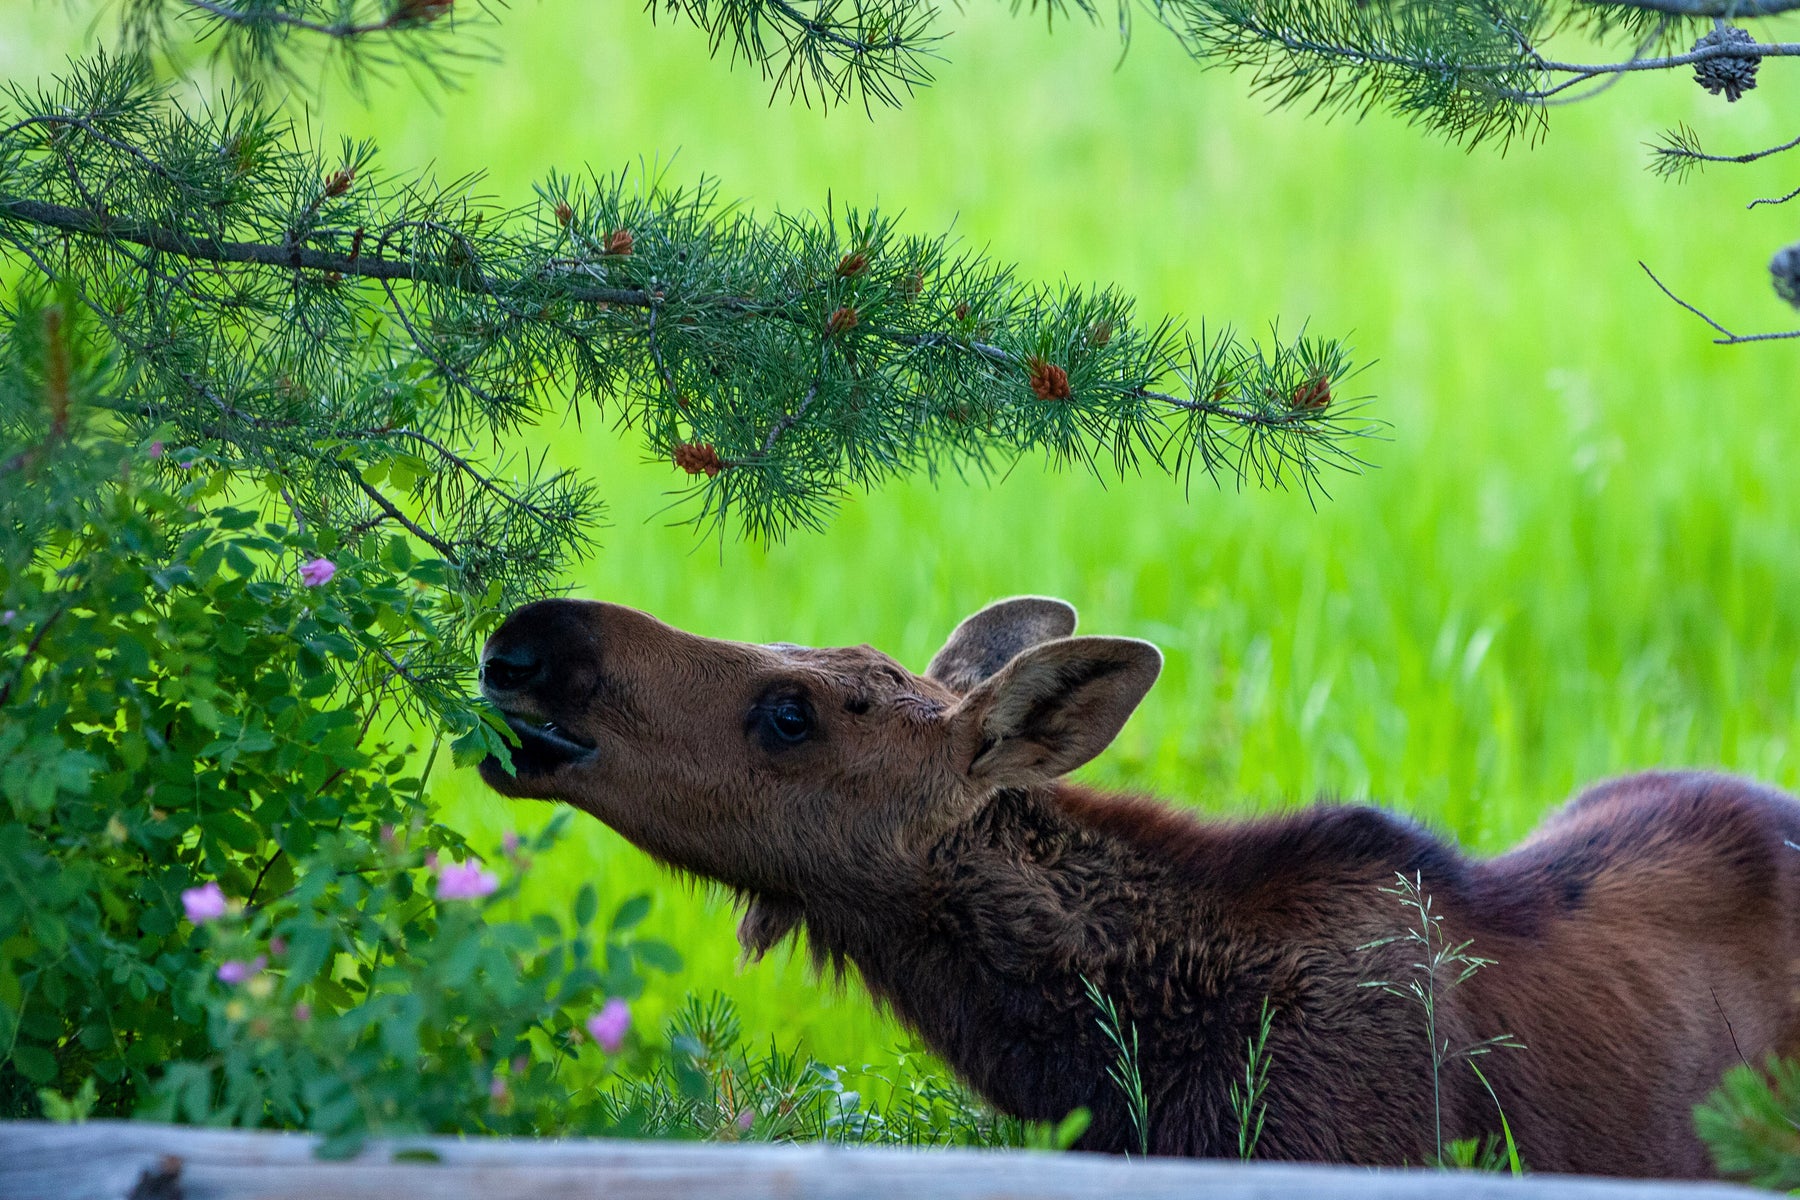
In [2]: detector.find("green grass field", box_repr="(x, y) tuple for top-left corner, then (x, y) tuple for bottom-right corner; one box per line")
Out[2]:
(12, 0), (1800, 1077)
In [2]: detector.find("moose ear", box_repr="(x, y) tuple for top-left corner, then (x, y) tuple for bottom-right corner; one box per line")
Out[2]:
(951, 637), (1161, 789)
(926, 596), (1079, 692)
(737, 892), (805, 961)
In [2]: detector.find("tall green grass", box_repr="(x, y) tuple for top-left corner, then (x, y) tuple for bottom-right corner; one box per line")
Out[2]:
(9, 0), (1800, 1073)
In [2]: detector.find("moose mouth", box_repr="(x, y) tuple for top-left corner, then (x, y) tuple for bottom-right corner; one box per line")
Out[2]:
(485, 714), (598, 780)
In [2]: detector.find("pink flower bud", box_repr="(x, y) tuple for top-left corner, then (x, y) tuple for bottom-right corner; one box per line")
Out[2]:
(149, 440), (164, 459)
(269, 937), (287, 956)
(293, 1003), (312, 1023)
(502, 830), (520, 856)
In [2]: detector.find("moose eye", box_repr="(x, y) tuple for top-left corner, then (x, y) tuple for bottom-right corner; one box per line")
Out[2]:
(768, 700), (813, 743)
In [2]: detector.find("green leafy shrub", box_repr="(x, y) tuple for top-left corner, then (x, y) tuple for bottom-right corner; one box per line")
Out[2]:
(0, 295), (683, 1138)
(147, 818), (683, 1156)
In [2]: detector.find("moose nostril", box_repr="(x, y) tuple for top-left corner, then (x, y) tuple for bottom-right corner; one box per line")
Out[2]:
(481, 646), (543, 693)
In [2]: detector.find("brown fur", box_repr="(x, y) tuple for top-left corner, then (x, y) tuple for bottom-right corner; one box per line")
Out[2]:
(475, 596), (1800, 1176)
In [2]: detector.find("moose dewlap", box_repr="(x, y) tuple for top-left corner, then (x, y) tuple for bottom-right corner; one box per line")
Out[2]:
(476, 596), (1800, 1176)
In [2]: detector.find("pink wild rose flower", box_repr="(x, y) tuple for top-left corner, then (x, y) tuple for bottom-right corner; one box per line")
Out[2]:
(181, 881), (229, 924)
(298, 557), (336, 587)
(586, 998), (631, 1053)
(436, 859), (499, 901)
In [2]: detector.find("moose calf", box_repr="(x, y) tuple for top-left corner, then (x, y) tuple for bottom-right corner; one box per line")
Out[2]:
(477, 596), (1800, 1176)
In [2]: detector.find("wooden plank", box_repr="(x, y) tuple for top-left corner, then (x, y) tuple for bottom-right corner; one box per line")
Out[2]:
(0, 1120), (1764, 1200)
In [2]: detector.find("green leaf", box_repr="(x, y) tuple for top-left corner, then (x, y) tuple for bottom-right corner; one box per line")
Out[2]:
(632, 939), (684, 974)
(609, 893), (651, 934)
(11, 1042), (57, 1083)
(574, 884), (598, 929)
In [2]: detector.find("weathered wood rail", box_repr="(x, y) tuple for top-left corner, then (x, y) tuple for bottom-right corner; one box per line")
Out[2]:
(0, 1120), (1766, 1200)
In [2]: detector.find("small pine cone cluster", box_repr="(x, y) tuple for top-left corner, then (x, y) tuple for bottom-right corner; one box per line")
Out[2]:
(323, 167), (355, 197)
(604, 228), (634, 256)
(1026, 357), (1072, 401)
(827, 306), (859, 335)
(553, 200), (574, 227)
(673, 442), (726, 478)
(1772, 242), (1800, 309)
(1691, 25), (1759, 102)
(1291, 375), (1332, 411)
(836, 251), (869, 278)
(392, 0), (453, 22)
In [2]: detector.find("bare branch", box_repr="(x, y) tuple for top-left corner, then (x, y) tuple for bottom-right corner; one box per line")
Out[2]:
(1579, 0), (1800, 16)
(1749, 184), (1800, 209)
(1640, 261), (1800, 345)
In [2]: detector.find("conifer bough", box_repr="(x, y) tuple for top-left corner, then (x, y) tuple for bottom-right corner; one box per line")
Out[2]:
(120, 0), (1800, 343)
(0, 56), (1369, 558)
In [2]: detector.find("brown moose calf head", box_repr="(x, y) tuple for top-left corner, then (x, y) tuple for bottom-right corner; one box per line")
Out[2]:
(478, 596), (1160, 917)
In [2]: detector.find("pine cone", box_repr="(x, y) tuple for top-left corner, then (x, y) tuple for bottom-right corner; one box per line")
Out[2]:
(1692, 25), (1759, 102)
(836, 252), (869, 278)
(604, 228), (634, 256)
(1771, 243), (1800, 309)
(1088, 320), (1113, 348)
(323, 167), (355, 197)
(827, 306), (859, 335)
(553, 200), (574, 227)
(1026, 357), (1072, 401)
(673, 443), (726, 477)
(1291, 376), (1332, 411)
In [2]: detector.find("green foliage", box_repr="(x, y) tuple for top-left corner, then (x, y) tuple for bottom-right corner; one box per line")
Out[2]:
(0, 296), (596, 1128)
(1696, 1056), (1800, 1189)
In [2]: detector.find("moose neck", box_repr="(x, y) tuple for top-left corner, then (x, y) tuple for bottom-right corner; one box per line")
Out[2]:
(801, 783), (1242, 1142)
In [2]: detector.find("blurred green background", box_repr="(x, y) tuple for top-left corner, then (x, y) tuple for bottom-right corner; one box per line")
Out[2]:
(8, 0), (1800, 1073)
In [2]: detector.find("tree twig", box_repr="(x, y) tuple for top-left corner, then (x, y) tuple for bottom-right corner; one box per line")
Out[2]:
(1640, 260), (1800, 344)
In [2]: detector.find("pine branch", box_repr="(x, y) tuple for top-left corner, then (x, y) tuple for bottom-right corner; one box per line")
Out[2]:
(646, 0), (943, 111)
(118, 0), (489, 94)
(0, 54), (1375, 550)
(1651, 124), (1800, 178)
